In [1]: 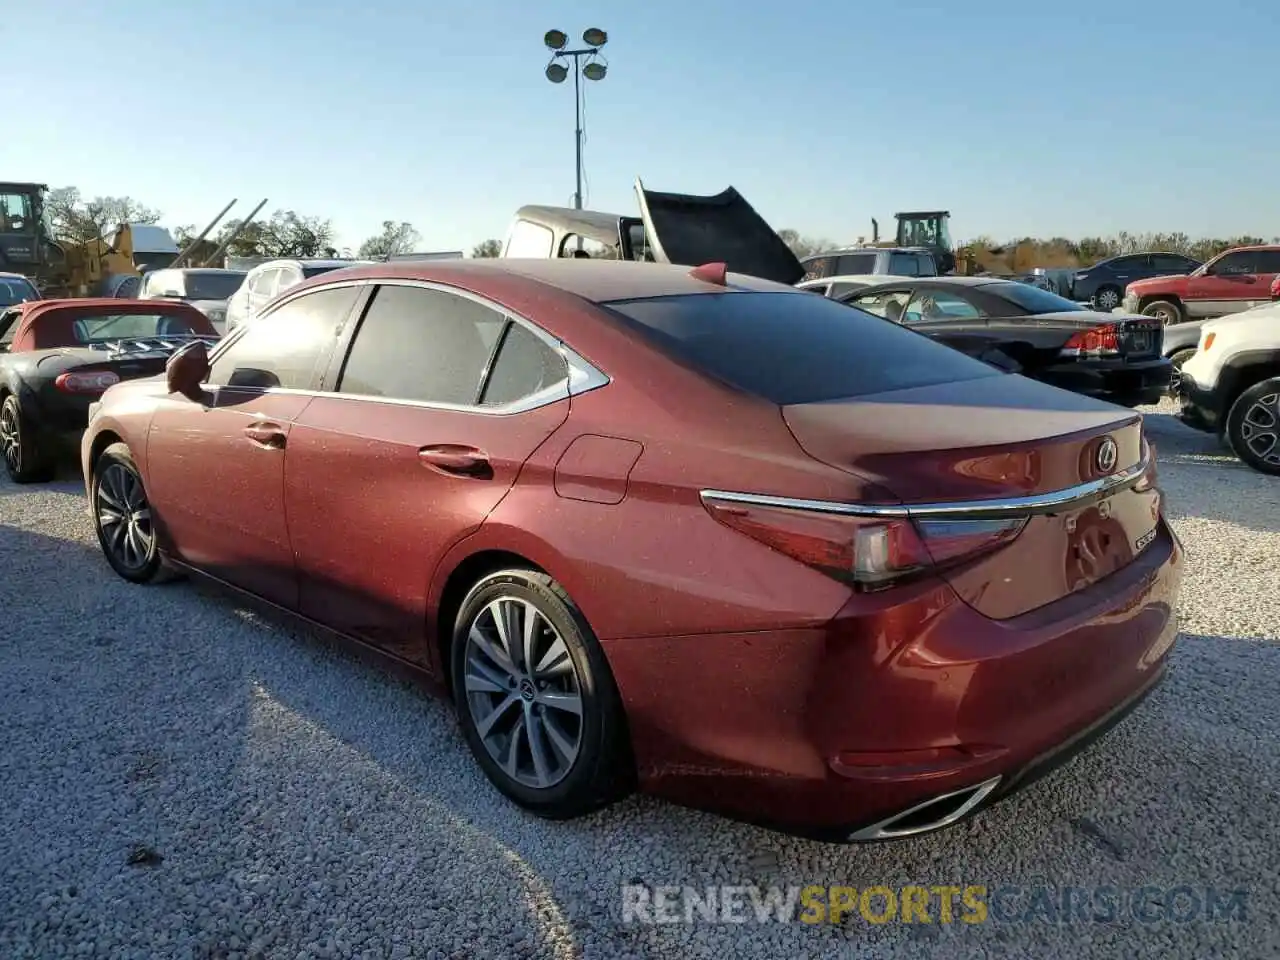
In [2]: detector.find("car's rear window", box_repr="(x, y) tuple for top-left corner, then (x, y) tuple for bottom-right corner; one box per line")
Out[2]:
(600, 291), (1000, 405)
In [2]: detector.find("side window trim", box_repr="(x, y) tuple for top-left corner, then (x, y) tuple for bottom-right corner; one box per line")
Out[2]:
(325, 277), (609, 415)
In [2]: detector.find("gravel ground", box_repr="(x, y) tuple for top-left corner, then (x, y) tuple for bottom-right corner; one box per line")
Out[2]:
(1, 397), (1277, 960)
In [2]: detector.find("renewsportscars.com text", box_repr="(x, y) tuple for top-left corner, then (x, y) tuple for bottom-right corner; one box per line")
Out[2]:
(621, 884), (1249, 925)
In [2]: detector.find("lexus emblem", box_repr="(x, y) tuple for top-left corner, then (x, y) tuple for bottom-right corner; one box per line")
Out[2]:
(1096, 437), (1118, 474)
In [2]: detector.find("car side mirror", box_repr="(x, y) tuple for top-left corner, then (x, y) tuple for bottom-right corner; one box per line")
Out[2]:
(166, 340), (210, 402)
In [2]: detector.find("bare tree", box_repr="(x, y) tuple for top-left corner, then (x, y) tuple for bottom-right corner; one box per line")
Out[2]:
(471, 239), (502, 258)
(45, 186), (162, 245)
(357, 221), (421, 259)
(777, 229), (833, 260)
(210, 209), (335, 259)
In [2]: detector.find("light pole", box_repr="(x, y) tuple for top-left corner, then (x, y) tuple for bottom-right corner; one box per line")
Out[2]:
(543, 28), (608, 211)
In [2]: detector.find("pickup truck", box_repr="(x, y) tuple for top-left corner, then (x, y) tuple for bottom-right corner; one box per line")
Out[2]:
(1122, 245), (1280, 325)
(499, 179), (806, 285)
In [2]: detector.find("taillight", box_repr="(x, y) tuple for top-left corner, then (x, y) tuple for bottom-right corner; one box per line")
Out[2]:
(1059, 323), (1120, 358)
(55, 371), (120, 394)
(1202, 332), (1216, 352)
(701, 497), (1026, 591)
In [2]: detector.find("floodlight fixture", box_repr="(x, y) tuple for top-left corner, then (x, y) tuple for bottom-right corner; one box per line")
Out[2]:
(583, 27), (607, 47)
(582, 61), (606, 81)
(544, 29), (567, 50)
(545, 62), (568, 83)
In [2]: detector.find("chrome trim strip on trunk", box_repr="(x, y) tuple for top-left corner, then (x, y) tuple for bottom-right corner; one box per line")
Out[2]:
(700, 453), (1151, 521)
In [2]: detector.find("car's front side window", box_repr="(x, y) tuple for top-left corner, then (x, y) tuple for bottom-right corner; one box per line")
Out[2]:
(206, 286), (360, 391)
(336, 285), (507, 405)
(1209, 252), (1256, 276)
(904, 290), (983, 323)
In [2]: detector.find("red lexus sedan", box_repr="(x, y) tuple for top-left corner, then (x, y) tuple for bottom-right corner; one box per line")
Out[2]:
(81, 258), (1183, 842)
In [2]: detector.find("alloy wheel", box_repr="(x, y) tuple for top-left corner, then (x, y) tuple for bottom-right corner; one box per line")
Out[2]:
(0, 402), (19, 474)
(462, 596), (584, 790)
(1096, 289), (1120, 310)
(1238, 390), (1280, 467)
(96, 463), (155, 573)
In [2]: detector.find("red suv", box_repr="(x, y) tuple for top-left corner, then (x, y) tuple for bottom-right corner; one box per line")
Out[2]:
(1122, 245), (1280, 324)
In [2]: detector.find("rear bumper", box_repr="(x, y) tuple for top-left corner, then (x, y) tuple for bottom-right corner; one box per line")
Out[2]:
(603, 521), (1183, 841)
(1037, 357), (1173, 406)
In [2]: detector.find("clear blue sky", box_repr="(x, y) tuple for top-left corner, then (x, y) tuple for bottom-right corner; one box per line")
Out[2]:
(10, 0), (1276, 252)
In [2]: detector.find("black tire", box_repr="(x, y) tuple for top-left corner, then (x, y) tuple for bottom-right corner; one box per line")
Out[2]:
(450, 568), (632, 819)
(1142, 299), (1184, 325)
(1224, 377), (1280, 476)
(0, 393), (55, 483)
(1092, 285), (1122, 311)
(90, 442), (181, 583)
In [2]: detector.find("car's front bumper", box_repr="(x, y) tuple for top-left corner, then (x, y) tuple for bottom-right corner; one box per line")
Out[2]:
(603, 521), (1183, 842)
(1174, 370), (1222, 433)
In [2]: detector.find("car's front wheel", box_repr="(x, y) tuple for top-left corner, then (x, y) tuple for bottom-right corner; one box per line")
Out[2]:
(1225, 378), (1280, 476)
(1142, 299), (1185, 325)
(91, 442), (178, 583)
(1092, 285), (1122, 311)
(451, 568), (632, 819)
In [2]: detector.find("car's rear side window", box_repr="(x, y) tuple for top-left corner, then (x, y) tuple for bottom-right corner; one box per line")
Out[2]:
(600, 291), (1000, 405)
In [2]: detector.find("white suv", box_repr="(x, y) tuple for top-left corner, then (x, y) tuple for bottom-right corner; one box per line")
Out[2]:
(224, 258), (370, 333)
(1176, 302), (1280, 474)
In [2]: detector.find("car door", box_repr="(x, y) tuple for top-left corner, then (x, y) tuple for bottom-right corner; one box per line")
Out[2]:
(1183, 250), (1263, 317)
(282, 281), (573, 667)
(143, 283), (364, 607)
(846, 288), (913, 321)
(1251, 250), (1280, 304)
(900, 288), (1001, 356)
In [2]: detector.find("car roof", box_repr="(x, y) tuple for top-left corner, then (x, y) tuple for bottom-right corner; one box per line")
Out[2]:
(803, 246), (935, 258)
(9, 297), (214, 349)
(512, 205), (631, 236)
(255, 258), (365, 270)
(295, 257), (795, 303)
(15, 297), (208, 320)
(797, 274), (918, 287)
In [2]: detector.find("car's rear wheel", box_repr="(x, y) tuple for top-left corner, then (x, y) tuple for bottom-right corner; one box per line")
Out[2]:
(0, 394), (55, 484)
(1092, 285), (1122, 311)
(91, 442), (179, 583)
(1142, 300), (1184, 325)
(451, 568), (631, 819)
(1225, 378), (1280, 476)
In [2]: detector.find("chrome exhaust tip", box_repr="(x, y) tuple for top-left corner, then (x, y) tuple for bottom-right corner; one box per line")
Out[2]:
(847, 776), (1002, 842)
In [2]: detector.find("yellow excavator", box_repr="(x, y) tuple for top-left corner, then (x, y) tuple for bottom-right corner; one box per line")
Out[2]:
(0, 182), (265, 298)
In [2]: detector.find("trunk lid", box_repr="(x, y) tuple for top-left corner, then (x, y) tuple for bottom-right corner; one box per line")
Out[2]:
(782, 373), (1161, 619)
(633, 177), (805, 285)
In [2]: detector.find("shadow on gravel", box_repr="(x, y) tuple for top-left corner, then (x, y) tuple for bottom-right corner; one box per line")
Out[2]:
(3, 523), (1277, 957)
(1140, 412), (1280, 535)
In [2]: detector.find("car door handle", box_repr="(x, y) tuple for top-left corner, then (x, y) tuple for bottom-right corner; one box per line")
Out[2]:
(418, 445), (492, 478)
(244, 422), (287, 448)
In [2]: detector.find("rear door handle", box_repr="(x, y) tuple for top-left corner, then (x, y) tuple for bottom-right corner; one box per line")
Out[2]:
(418, 444), (491, 478)
(244, 421), (287, 448)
